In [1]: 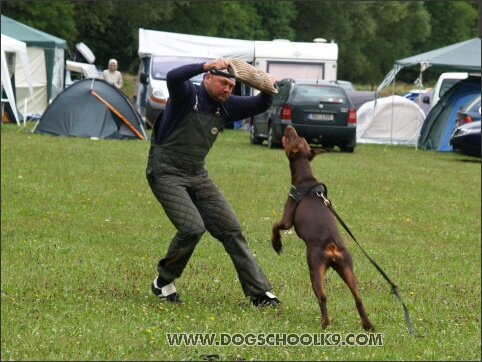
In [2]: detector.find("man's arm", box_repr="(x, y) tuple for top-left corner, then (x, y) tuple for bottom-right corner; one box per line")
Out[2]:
(165, 63), (205, 103)
(225, 92), (274, 121)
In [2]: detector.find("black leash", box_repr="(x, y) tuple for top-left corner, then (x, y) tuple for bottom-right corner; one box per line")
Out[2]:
(291, 182), (424, 338)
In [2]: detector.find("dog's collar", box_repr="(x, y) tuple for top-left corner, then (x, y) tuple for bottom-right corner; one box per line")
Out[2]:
(289, 182), (327, 204)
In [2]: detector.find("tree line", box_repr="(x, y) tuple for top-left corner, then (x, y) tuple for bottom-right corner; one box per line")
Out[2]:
(1, 1), (479, 86)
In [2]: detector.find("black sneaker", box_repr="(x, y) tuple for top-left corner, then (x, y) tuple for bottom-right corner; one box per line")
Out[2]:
(251, 292), (281, 307)
(151, 279), (184, 304)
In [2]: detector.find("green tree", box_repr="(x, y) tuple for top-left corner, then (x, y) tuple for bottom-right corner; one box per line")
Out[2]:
(73, 1), (176, 73)
(361, 1), (431, 87)
(293, 1), (430, 86)
(422, 1), (478, 51)
(252, 1), (297, 40)
(1, 1), (78, 44)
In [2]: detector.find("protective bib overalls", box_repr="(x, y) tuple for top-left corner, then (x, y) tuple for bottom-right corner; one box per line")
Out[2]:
(146, 98), (273, 297)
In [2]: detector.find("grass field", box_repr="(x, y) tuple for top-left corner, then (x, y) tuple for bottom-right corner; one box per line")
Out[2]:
(1, 124), (480, 361)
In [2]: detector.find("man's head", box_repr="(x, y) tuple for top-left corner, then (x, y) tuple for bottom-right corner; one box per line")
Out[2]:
(204, 69), (236, 103)
(108, 59), (118, 71)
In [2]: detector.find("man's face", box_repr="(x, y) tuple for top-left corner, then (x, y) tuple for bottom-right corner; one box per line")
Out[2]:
(204, 73), (235, 102)
(109, 63), (117, 71)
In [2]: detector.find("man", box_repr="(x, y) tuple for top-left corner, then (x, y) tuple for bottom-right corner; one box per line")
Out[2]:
(146, 57), (280, 307)
(101, 59), (123, 89)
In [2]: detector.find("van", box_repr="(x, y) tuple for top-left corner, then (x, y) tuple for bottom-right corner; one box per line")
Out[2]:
(423, 72), (468, 108)
(138, 54), (216, 126)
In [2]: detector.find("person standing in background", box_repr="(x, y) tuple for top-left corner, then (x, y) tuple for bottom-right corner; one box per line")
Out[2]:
(102, 59), (123, 89)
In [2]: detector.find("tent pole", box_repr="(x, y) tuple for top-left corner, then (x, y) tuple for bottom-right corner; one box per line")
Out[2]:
(414, 61), (430, 151)
(23, 99), (27, 127)
(391, 68), (395, 144)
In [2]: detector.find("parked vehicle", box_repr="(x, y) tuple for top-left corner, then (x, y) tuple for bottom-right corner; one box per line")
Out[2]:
(455, 95), (481, 127)
(423, 72), (468, 108)
(330, 80), (356, 91)
(449, 120), (481, 157)
(402, 89), (427, 101)
(250, 79), (357, 152)
(138, 54), (216, 127)
(251, 39), (338, 88)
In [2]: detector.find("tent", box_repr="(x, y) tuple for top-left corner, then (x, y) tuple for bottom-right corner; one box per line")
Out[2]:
(417, 75), (481, 151)
(357, 95), (426, 145)
(34, 78), (148, 140)
(1, 15), (68, 115)
(1, 34), (36, 125)
(372, 38), (481, 149)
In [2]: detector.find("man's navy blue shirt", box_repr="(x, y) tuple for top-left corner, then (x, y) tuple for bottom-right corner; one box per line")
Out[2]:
(154, 63), (274, 145)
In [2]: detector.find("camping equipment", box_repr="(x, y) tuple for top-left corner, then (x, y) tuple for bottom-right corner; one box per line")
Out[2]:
(34, 78), (147, 140)
(417, 75), (481, 151)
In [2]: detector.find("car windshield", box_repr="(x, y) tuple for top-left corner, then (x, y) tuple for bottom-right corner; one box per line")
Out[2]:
(151, 56), (214, 82)
(293, 85), (348, 103)
(439, 79), (462, 99)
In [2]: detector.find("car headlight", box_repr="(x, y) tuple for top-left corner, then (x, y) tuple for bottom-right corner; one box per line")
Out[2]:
(151, 88), (167, 101)
(458, 127), (479, 136)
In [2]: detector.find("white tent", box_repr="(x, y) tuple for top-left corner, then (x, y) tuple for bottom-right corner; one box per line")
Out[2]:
(356, 95), (426, 145)
(1, 34), (35, 125)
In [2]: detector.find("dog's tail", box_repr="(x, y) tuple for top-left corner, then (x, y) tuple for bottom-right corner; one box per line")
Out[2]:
(271, 229), (283, 254)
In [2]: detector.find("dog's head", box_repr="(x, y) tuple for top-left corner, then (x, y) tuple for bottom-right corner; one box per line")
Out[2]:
(282, 125), (325, 161)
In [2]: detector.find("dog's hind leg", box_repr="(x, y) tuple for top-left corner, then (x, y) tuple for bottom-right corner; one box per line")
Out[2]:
(331, 255), (375, 331)
(306, 246), (331, 329)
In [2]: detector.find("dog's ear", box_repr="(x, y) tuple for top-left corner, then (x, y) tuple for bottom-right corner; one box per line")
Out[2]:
(308, 148), (325, 160)
(287, 143), (300, 158)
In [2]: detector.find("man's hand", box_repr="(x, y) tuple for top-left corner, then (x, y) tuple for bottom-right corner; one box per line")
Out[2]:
(203, 58), (230, 72)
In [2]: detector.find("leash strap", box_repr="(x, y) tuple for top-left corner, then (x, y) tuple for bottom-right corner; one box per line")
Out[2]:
(316, 188), (424, 338)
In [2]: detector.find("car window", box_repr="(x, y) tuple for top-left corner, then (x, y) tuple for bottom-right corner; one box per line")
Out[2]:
(274, 83), (291, 101)
(151, 56), (214, 82)
(293, 85), (347, 103)
(439, 79), (462, 99)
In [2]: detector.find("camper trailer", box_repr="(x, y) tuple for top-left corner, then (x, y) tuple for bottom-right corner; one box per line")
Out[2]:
(135, 29), (339, 125)
(252, 39), (338, 85)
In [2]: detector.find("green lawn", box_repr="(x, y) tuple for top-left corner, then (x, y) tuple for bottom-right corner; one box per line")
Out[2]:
(1, 124), (480, 361)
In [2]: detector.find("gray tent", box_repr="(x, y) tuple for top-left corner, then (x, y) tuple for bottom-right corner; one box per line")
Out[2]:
(34, 78), (147, 140)
(377, 38), (481, 93)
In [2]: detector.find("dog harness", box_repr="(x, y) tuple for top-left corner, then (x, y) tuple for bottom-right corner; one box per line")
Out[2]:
(289, 182), (327, 204)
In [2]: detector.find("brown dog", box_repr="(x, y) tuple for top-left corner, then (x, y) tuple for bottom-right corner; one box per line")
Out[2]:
(272, 125), (374, 331)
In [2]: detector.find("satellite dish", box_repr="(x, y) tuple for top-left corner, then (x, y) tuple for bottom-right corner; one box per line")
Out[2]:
(75, 42), (95, 64)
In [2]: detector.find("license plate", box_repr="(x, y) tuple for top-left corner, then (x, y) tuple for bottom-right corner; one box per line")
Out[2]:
(308, 113), (334, 121)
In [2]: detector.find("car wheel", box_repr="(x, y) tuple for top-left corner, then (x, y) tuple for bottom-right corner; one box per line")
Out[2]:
(340, 146), (355, 153)
(250, 123), (263, 145)
(267, 123), (278, 149)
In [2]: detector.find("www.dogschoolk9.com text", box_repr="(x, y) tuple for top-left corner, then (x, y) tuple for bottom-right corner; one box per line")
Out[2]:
(166, 332), (383, 347)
